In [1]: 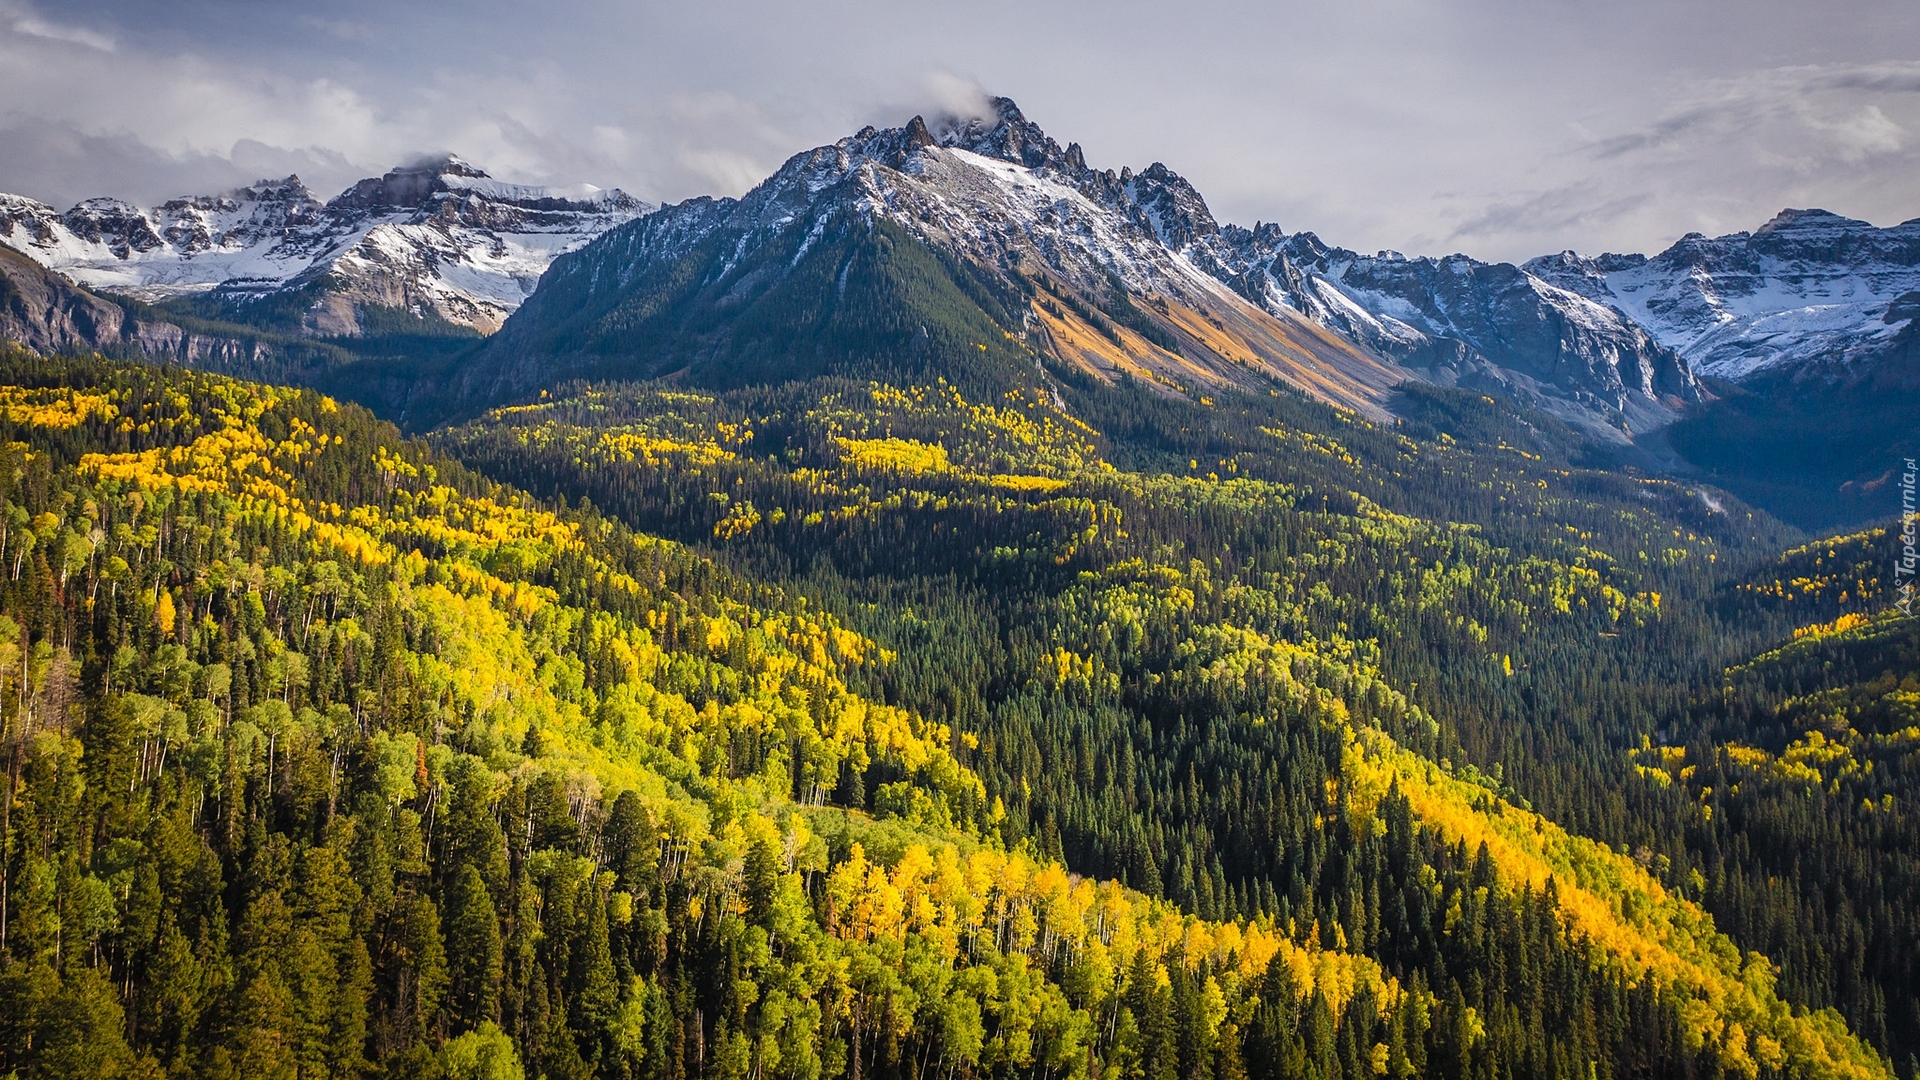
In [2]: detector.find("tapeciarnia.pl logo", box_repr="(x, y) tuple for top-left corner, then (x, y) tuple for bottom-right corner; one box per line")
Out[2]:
(1898, 457), (1916, 617)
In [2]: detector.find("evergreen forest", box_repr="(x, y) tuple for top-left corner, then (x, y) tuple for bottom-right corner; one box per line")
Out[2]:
(0, 349), (1911, 1080)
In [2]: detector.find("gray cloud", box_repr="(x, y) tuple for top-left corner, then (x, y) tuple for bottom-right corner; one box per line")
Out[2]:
(2, 0), (114, 51)
(1451, 185), (1656, 245)
(0, 118), (369, 208)
(0, 0), (1916, 262)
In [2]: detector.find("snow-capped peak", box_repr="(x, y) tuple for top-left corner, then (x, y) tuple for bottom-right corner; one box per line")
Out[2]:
(483, 96), (1408, 418)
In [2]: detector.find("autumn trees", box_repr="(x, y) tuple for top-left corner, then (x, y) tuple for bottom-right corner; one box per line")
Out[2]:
(0, 354), (1904, 1080)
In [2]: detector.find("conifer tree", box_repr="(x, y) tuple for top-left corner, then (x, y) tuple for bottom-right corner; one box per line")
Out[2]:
(448, 863), (506, 1029)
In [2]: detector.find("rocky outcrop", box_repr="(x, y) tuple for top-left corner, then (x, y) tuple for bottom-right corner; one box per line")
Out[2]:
(0, 244), (132, 353)
(0, 243), (274, 365)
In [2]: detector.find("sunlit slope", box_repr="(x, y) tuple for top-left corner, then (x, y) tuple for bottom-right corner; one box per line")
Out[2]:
(1054, 551), (1893, 1080)
(1346, 727), (1889, 1080)
(1026, 281), (1404, 419)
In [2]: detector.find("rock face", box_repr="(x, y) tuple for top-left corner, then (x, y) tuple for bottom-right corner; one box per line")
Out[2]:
(0, 244), (131, 354)
(471, 98), (1407, 418)
(0, 157), (652, 336)
(0, 244), (269, 366)
(1522, 209), (1920, 382)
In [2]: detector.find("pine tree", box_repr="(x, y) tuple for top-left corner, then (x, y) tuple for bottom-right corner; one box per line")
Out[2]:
(332, 935), (377, 1078)
(744, 837), (780, 930)
(36, 965), (139, 1080)
(386, 893), (450, 1055)
(448, 863), (505, 1029)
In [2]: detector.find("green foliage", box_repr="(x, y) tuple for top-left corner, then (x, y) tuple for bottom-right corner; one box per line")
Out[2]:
(1631, 593), (1920, 1067)
(457, 216), (1046, 420)
(0, 356), (1414, 1080)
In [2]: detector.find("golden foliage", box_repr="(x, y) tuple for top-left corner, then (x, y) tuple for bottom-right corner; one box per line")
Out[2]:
(1344, 726), (1891, 1080)
(0, 385), (117, 428)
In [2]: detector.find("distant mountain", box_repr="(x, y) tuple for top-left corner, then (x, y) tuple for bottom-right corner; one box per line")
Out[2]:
(1524, 209), (1920, 382)
(464, 99), (1726, 440)
(0, 156), (651, 336)
(1202, 209), (1919, 402)
(1511, 209), (1920, 528)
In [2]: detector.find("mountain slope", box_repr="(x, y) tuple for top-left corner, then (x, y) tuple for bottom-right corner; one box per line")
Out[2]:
(0, 354), (1437, 1080)
(0, 243), (285, 368)
(1529, 210), (1920, 527)
(1205, 228), (1701, 439)
(0, 242), (131, 354)
(1665, 535), (1920, 1064)
(439, 371), (1897, 1080)
(0, 157), (651, 337)
(461, 100), (1407, 421)
(0, 353), (1888, 1080)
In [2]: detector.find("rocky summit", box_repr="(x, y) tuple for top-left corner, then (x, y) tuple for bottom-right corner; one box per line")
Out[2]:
(464, 97), (1405, 420)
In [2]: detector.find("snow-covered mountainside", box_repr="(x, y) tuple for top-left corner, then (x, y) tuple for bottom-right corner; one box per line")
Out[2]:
(1174, 226), (1700, 438)
(1523, 209), (1920, 382)
(473, 99), (1407, 418)
(0, 157), (651, 336)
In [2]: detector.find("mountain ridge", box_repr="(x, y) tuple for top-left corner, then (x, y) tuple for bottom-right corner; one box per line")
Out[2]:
(472, 98), (1864, 442)
(1200, 225), (1702, 439)
(1520, 208), (1920, 382)
(1, 98), (1915, 523)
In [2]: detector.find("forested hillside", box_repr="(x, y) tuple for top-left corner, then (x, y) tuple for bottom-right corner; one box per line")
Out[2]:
(440, 370), (1909, 1079)
(0, 354), (1413, 1080)
(0, 353), (1899, 1080)
(1647, 571), (1920, 1068)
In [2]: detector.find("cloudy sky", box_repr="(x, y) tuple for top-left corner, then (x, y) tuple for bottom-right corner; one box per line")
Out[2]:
(2, 0), (1916, 263)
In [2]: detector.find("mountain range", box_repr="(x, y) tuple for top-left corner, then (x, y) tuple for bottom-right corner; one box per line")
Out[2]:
(1, 97), (1914, 521)
(1526, 208), (1920, 382)
(458, 105), (1406, 418)
(457, 99), (1718, 440)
